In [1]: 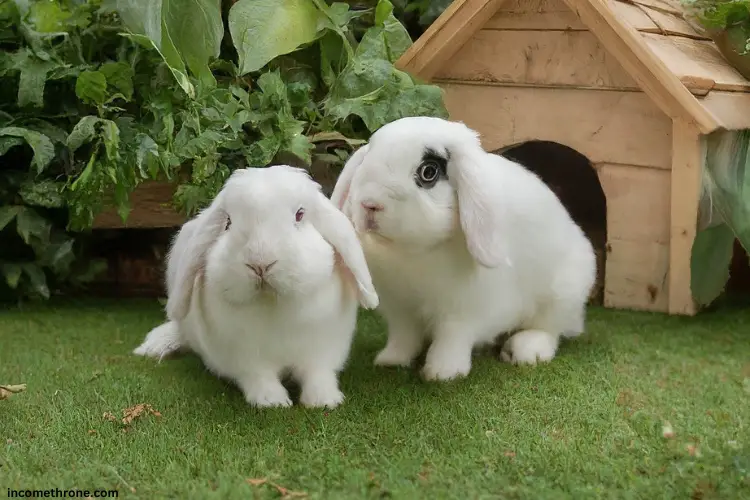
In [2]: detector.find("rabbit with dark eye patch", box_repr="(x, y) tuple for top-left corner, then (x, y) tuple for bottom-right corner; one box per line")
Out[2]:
(331, 117), (597, 381)
(134, 165), (378, 408)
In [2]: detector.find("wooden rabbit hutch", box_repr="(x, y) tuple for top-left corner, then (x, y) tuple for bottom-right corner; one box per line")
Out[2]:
(395, 0), (750, 315)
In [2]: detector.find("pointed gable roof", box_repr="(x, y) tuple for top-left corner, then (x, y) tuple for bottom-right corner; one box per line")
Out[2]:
(396, 0), (750, 133)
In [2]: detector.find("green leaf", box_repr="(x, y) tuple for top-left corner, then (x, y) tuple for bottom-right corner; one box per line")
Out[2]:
(0, 137), (24, 155)
(311, 0), (357, 59)
(380, 7), (412, 62)
(67, 116), (119, 159)
(15, 206), (52, 245)
(29, 1), (90, 32)
(691, 223), (736, 306)
(0, 205), (21, 231)
(136, 134), (160, 177)
(10, 49), (59, 107)
(19, 179), (65, 208)
(99, 61), (134, 100)
(21, 263), (50, 299)
(115, 0), (163, 42)
(357, 1), (412, 63)
(229, 0), (325, 75)
(374, 0), (394, 24)
(116, 0), (221, 94)
(0, 127), (55, 174)
(162, 0), (223, 88)
(319, 31), (347, 87)
(66, 116), (102, 153)
(23, 120), (69, 145)
(2, 263), (22, 289)
(284, 132), (313, 164)
(122, 32), (195, 98)
(278, 115), (312, 163)
(309, 131), (367, 146)
(49, 239), (75, 274)
(76, 70), (108, 105)
(325, 2), (367, 27)
(100, 120), (120, 161)
(245, 135), (282, 166)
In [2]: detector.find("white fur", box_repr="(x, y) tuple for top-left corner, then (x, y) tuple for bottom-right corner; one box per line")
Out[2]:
(134, 165), (378, 408)
(331, 117), (596, 381)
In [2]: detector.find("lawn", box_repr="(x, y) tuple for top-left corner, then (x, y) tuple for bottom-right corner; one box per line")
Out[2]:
(1, 298), (749, 499)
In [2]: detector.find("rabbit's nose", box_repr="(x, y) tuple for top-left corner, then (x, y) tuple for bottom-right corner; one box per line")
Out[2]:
(361, 201), (384, 213)
(246, 260), (277, 278)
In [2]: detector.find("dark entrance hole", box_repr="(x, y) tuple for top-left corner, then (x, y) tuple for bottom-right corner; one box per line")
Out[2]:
(497, 141), (608, 305)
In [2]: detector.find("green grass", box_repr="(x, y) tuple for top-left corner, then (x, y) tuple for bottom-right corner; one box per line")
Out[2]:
(1, 299), (749, 499)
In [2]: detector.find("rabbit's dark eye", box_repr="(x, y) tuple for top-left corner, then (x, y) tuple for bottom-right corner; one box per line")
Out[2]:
(225, 216), (231, 231)
(415, 161), (441, 188)
(295, 208), (305, 222)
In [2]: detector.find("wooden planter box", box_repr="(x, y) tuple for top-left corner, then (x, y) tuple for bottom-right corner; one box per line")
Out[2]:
(92, 181), (185, 229)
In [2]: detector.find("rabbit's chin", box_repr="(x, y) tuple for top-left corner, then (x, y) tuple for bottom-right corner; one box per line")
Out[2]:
(209, 272), (319, 307)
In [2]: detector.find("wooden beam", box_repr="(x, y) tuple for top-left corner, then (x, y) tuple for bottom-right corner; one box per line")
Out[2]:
(668, 120), (703, 315)
(395, 0), (505, 80)
(699, 90), (750, 130)
(559, 0), (719, 134)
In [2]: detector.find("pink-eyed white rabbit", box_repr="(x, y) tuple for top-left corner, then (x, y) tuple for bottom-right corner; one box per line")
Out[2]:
(134, 165), (378, 407)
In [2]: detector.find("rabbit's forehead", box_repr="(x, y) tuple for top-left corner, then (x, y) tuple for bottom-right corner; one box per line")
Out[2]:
(361, 138), (448, 176)
(223, 177), (311, 213)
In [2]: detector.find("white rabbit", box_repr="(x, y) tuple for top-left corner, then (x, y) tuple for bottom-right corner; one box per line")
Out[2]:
(330, 117), (596, 381)
(134, 165), (379, 408)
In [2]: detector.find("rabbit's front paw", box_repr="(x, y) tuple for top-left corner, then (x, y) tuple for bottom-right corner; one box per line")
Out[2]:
(299, 370), (345, 408)
(240, 377), (292, 408)
(422, 339), (472, 381)
(501, 329), (559, 365)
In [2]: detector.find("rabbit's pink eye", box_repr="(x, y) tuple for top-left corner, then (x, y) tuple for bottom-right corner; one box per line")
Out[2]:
(295, 208), (305, 222)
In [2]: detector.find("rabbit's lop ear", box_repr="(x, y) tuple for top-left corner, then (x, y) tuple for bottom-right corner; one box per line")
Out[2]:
(311, 192), (379, 309)
(165, 194), (228, 321)
(331, 144), (369, 214)
(451, 147), (512, 269)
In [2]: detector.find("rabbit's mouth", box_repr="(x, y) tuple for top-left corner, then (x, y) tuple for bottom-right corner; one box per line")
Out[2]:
(252, 276), (279, 298)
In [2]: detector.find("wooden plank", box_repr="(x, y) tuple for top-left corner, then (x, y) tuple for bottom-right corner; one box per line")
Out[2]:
(395, 0), (505, 80)
(637, 5), (709, 39)
(435, 29), (639, 90)
(643, 33), (750, 92)
(92, 181), (185, 229)
(631, 0), (683, 16)
(596, 164), (671, 243)
(699, 90), (750, 130)
(559, 0), (719, 134)
(485, 10), (585, 30)
(609, 0), (659, 31)
(486, 0), (586, 30)
(604, 238), (670, 312)
(437, 82), (672, 169)
(496, 0), (569, 11)
(668, 120), (704, 315)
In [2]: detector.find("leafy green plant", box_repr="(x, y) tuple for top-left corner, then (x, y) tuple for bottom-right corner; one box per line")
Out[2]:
(0, 0), (447, 301)
(682, 0), (750, 52)
(393, 0), (452, 28)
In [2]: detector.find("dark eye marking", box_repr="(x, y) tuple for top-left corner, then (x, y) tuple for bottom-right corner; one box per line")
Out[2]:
(225, 215), (231, 231)
(414, 148), (448, 189)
